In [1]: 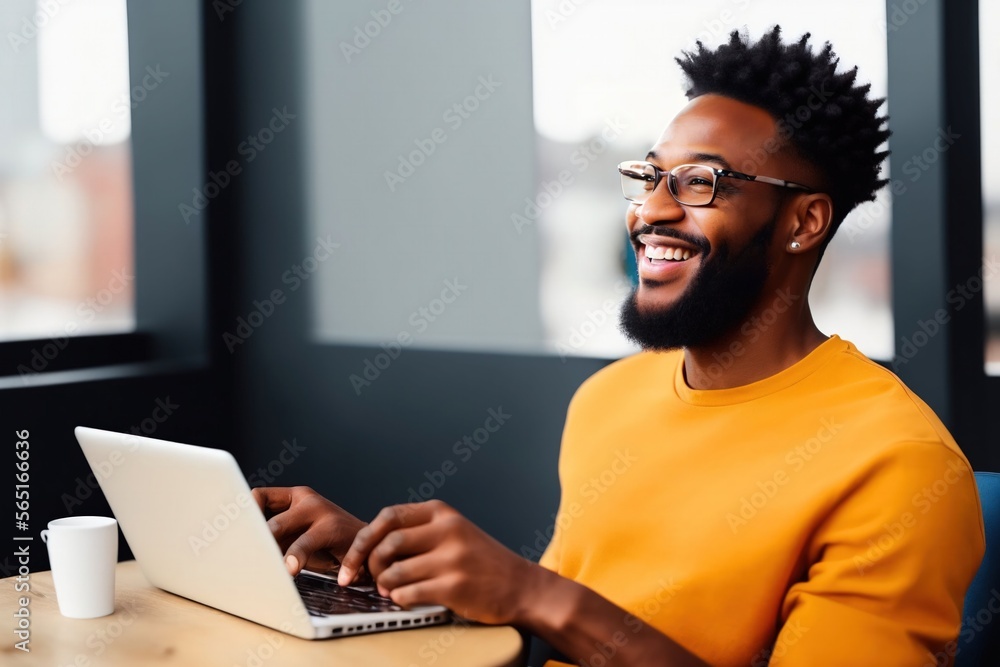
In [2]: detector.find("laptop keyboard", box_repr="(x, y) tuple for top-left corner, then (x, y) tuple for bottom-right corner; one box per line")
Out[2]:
(295, 571), (404, 616)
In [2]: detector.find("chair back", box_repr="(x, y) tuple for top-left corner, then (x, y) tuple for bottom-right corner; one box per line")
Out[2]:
(956, 471), (1000, 666)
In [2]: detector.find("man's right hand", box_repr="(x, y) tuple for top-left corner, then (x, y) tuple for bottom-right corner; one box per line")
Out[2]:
(252, 486), (367, 576)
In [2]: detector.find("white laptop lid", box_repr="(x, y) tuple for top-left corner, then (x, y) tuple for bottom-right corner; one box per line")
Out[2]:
(74, 426), (317, 638)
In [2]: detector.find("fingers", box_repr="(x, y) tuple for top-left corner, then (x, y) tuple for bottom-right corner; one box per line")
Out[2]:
(388, 574), (459, 610)
(252, 487), (295, 514)
(253, 487), (303, 550)
(283, 529), (327, 576)
(338, 501), (447, 586)
(254, 487), (316, 545)
(374, 550), (440, 593)
(366, 523), (441, 581)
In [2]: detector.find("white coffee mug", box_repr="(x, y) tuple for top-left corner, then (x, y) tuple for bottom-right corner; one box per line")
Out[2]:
(40, 516), (118, 618)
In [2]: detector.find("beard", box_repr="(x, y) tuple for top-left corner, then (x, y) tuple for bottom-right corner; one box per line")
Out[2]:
(619, 216), (777, 351)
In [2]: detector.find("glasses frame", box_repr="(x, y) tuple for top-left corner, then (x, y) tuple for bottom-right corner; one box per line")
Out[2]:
(617, 161), (814, 206)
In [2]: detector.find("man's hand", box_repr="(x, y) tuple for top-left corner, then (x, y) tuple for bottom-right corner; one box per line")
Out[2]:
(337, 499), (538, 625)
(252, 486), (367, 576)
(256, 491), (704, 665)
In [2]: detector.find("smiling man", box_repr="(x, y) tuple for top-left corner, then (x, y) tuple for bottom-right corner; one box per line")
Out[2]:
(254, 27), (984, 666)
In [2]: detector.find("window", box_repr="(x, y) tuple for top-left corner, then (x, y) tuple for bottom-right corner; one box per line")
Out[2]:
(981, 0), (1000, 373)
(0, 0), (134, 342)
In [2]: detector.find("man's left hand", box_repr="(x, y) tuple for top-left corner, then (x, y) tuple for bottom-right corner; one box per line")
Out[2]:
(337, 499), (537, 625)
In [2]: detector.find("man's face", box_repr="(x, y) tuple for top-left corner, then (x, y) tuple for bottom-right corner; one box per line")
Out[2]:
(620, 94), (805, 351)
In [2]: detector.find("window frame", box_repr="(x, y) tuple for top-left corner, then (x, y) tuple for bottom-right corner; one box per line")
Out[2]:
(887, 0), (996, 469)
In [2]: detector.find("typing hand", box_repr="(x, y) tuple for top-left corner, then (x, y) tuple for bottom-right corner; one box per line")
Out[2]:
(252, 486), (367, 577)
(337, 499), (535, 625)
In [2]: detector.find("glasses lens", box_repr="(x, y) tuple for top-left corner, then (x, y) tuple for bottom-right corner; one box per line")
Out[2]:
(670, 165), (716, 205)
(618, 161), (657, 202)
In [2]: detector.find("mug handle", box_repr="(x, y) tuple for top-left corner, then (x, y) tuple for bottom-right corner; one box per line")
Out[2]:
(40, 529), (49, 543)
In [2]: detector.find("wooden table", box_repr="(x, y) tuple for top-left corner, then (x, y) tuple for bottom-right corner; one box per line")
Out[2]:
(1, 560), (525, 666)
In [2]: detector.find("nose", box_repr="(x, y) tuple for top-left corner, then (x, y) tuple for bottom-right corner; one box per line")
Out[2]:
(633, 178), (685, 226)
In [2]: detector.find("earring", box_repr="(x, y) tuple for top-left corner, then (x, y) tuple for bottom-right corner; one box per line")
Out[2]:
(789, 241), (801, 250)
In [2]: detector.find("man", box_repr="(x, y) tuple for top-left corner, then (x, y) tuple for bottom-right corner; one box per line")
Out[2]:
(254, 27), (984, 665)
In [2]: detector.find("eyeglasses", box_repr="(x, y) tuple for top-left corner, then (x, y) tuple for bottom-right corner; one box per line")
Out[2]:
(617, 160), (813, 206)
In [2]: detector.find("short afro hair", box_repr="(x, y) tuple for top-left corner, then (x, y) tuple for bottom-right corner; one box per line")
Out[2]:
(675, 26), (890, 254)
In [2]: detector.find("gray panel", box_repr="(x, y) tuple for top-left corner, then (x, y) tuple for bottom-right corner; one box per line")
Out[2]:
(886, 0), (950, 421)
(303, 0), (544, 352)
(128, 0), (206, 359)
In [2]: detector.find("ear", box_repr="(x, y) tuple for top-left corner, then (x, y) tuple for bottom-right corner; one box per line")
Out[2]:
(785, 193), (834, 253)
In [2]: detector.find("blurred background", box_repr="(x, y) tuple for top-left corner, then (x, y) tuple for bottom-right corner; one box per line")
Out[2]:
(8, 0), (1000, 363)
(1, 0), (995, 572)
(0, 0), (133, 340)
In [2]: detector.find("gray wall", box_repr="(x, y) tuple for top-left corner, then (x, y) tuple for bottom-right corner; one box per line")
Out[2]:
(130, 0), (207, 361)
(304, 0), (545, 353)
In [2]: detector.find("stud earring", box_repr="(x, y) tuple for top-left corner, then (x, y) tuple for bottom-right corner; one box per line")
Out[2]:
(789, 241), (801, 250)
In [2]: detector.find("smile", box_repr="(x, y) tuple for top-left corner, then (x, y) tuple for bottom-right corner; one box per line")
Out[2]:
(636, 233), (702, 273)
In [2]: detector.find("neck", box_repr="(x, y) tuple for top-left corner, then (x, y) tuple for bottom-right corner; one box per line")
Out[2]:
(681, 290), (828, 391)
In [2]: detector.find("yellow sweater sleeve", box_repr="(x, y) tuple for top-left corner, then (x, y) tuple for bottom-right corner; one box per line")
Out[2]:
(769, 442), (984, 667)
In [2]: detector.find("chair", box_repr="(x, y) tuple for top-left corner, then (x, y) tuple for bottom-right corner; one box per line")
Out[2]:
(957, 471), (1000, 666)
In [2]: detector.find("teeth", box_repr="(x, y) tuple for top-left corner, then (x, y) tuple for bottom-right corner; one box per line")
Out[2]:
(644, 244), (695, 262)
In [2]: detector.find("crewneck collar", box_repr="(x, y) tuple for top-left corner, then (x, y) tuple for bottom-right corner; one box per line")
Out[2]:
(672, 335), (851, 407)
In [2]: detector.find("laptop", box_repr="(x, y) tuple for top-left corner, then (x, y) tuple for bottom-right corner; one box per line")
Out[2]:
(73, 426), (450, 639)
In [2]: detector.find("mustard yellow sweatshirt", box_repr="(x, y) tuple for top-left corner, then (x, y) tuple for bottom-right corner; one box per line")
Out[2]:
(540, 335), (984, 666)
